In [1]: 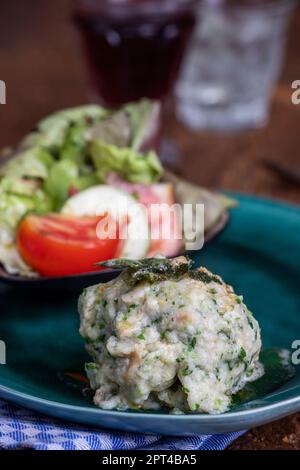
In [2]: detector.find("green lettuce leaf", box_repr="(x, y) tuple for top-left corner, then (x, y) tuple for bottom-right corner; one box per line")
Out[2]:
(44, 160), (79, 208)
(123, 99), (160, 151)
(0, 177), (41, 197)
(44, 160), (98, 208)
(87, 111), (132, 148)
(90, 140), (162, 184)
(0, 147), (54, 180)
(0, 193), (36, 230)
(37, 105), (108, 152)
(88, 99), (160, 152)
(0, 185), (52, 276)
(0, 190), (52, 230)
(60, 120), (90, 165)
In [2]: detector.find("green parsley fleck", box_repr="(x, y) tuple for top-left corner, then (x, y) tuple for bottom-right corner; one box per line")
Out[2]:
(85, 362), (98, 371)
(161, 330), (171, 341)
(189, 270), (221, 284)
(214, 398), (223, 409)
(181, 366), (192, 376)
(187, 337), (197, 351)
(128, 303), (138, 309)
(239, 347), (247, 361)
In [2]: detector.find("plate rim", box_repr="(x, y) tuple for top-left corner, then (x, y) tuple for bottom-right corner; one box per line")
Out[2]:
(0, 212), (229, 284)
(0, 382), (299, 421)
(2, 190), (300, 284)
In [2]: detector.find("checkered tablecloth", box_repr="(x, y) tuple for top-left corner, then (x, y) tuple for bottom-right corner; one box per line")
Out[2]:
(0, 399), (244, 450)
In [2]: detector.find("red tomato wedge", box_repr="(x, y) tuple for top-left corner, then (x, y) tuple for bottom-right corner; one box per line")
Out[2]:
(16, 214), (122, 277)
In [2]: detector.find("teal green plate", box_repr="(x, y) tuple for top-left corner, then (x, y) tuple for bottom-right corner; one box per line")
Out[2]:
(0, 194), (299, 435)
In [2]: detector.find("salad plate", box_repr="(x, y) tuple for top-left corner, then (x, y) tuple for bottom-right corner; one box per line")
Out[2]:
(0, 211), (229, 288)
(0, 101), (232, 287)
(0, 194), (299, 434)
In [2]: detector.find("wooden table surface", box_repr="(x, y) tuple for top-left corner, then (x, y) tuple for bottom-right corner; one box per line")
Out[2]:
(0, 0), (299, 450)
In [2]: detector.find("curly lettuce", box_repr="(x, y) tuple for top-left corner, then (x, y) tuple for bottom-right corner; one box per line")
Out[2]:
(34, 105), (109, 152)
(0, 179), (53, 275)
(90, 141), (162, 184)
(44, 160), (98, 209)
(0, 147), (54, 180)
(0, 100), (164, 275)
(0, 178), (52, 228)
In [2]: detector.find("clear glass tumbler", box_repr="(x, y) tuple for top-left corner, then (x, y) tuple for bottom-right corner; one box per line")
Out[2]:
(176, 0), (296, 131)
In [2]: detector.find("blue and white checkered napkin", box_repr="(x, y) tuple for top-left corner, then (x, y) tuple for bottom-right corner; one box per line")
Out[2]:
(0, 399), (244, 450)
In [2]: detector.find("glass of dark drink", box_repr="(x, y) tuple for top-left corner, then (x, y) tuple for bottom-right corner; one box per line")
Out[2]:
(73, 0), (198, 108)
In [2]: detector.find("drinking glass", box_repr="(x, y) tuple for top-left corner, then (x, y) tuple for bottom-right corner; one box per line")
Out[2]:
(176, 0), (296, 131)
(73, 0), (198, 108)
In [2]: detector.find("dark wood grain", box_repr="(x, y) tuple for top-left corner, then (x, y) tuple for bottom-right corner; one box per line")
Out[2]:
(0, 0), (299, 450)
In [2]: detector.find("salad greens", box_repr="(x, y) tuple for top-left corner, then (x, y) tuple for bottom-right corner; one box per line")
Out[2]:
(0, 147), (54, 180)
(91, 141), (162, 184)
(123, 100), (160, 151)
(0, 100), (163, 273)
(0, 99), (162, 224)
(44, 160), (98, 209)
(34, 105), (108, 152)
(0, 99), (233, 276)
(87, 110), (132, 148)
(0, 182), (52, 231)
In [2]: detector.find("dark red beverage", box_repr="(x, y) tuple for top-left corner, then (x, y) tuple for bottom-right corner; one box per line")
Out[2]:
(73, 0), (197, 107)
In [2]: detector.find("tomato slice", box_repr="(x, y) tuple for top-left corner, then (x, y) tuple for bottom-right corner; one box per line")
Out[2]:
(16, 214), (121, 277)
